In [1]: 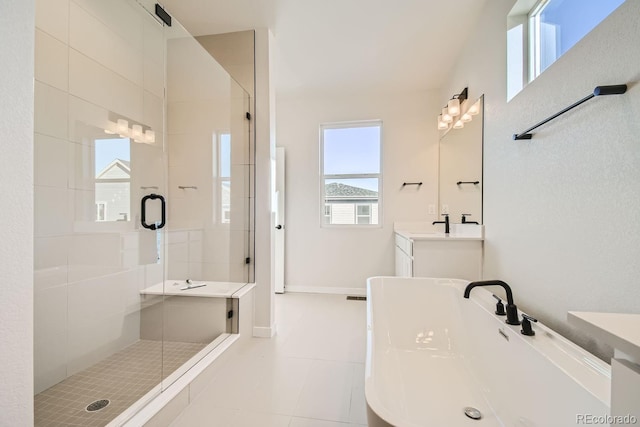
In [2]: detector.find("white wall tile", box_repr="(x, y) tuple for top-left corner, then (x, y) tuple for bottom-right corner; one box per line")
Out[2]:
(67, 311), (138, 375)
(67, 273), (120, 325)
(34, 264), (68, 290)
(35, 29), (68, 91)
(145, 263), (164, 287)
(187, 262), (203, 279)
(35, 237), (70, 271)
(144, 58), (164, 99)
(35, 133), (69, 188)
(168, 242), (188, 263)
(34, 186), (72, 237)
(69, 2), (143, 86)
(143, 16), (164, 66)
(71, 0), (143, 52)
(188, 240), (203, 263)
(36, 0), (69, 42)
(68, 232), (122, 267)
(35, 82), (68, 139)
(34, 331), (68, 394)
(69, 49), (143, 122)
(34, 285), (68, 338)
(143, 90), (163, 132)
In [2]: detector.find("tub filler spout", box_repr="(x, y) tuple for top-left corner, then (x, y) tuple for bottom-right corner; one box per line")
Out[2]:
(464, 280), (520, 325)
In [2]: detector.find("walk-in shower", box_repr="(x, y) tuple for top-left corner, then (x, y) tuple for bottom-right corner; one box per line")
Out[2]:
(33, 0), (254, 425)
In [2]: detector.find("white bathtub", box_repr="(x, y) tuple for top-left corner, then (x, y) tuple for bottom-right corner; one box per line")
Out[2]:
(365, 277), (611, 427)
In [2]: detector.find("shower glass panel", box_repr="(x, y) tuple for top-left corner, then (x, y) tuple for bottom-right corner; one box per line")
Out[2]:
(34, 0), (167, 424)
(34, 0), (253, 424)
(161, 6), (254, 387)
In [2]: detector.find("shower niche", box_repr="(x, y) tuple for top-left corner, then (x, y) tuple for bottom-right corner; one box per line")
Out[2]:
(33, 0), (254, 425)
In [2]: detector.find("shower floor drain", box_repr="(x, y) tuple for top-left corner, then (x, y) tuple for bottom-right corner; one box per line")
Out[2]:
(346, 296), (366, 301)
(86, 399), (110, 412)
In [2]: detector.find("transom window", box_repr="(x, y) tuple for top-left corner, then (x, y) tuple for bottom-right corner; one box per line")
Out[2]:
(507, 0), (625, 100)
(320, 121), (382, 226)
(215, 132), (231, 224)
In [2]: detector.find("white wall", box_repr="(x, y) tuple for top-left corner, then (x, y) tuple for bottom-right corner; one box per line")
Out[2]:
(277, 91), (441, 292)
(253, 28), (276, 336)
(442, 0), (640, 360)
(0, 0), (34, 424)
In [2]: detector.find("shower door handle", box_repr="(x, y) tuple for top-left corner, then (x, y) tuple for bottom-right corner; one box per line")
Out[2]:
(141, 194), (166, 230)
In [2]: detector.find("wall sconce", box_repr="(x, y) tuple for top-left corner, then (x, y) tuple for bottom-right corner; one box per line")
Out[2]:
(437, 87), (472, 131)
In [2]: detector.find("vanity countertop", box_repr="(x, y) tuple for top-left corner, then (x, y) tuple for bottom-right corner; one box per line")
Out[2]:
(568, 311), (640, 361)
(395, 224), (484, 241)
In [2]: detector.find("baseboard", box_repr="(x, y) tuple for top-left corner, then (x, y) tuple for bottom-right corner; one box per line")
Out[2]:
(253, 325), (276, 338)
(284, 285), (366, 296)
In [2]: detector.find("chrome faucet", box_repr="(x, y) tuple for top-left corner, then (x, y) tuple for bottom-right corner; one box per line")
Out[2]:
(464, 280), (520, 325)
(432, 214), (450, 234)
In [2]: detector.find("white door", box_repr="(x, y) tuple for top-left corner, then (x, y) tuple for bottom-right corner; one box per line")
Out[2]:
(275, 147), (285, 293)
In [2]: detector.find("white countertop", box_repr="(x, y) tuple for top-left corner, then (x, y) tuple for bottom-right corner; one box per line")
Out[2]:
(568, 311), (640, 361)
(395, 223), (484, 241)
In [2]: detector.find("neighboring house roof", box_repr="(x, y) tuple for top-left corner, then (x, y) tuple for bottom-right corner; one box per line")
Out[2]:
(325, 182), (378, 199)
(96, 159), (131, 180)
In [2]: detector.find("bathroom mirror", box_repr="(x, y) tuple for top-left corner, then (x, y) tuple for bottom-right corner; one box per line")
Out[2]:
(438, 95), (484, 224)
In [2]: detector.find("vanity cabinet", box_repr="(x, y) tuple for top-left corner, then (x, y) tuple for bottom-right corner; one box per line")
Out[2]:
(395, 234), (413, 277)
(394, 229), (483, 280)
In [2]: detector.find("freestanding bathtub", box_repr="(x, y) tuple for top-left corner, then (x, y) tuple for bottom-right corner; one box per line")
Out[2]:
(365, 277), (611, 426)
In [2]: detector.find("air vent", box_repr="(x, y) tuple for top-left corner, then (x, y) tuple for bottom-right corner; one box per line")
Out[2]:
(346, 296), (366, 301)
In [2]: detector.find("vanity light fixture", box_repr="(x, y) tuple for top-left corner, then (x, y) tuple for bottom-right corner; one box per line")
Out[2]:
(107, 116), (156, 144)
(437, 87), (470, 131)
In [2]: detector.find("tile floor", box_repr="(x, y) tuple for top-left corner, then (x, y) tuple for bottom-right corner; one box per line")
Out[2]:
(35, 340), (208, 427)
(171, 293), (368, 427)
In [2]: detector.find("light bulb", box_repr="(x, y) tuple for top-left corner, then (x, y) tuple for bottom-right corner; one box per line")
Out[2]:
(437, 115), (448, 130)
(461, 113), (472, 123)
(453, 119), (464, 129)
(468, 100), (480, 116)
(144, 129), (155, 143)
(442, 108), (453, 123)
(447, 98), (461, 116)
(132, 124), (143, 141)
(116, 119), (129, 135)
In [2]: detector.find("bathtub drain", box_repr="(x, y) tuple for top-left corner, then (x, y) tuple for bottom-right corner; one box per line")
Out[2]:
(463, 407), (482, 420)
(86, 399), (110, 412)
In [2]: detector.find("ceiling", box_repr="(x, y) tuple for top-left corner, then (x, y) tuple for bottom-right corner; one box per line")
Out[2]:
(160, 0), (488, 96)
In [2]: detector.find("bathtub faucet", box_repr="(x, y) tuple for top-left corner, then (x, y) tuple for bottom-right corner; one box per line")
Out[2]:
(464, 280), (521, 325)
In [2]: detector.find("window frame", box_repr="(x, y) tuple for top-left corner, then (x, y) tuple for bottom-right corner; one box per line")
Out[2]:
(319, 120), (383, 228)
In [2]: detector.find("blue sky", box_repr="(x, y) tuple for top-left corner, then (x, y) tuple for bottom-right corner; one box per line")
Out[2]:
(540, 0), (624, 69)
(323, 125), (380, 191)
(95, 137), (130, 175)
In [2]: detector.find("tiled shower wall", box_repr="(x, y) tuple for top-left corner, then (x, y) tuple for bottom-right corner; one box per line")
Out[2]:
(165, 35), (254, 283)
(34, 0), (166, 393)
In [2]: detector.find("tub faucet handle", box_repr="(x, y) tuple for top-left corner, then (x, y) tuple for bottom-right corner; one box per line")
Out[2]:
(520, 314), (538, 336)
(492, 294), (506, 316)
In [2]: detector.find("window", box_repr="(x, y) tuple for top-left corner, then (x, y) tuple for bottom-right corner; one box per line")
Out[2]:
(94, 137), (130, 222)
(320, 121), (382, 226)
(216, 132), (231, 224)
(507, 0), (624, 100)
(96, 202), (107, 221)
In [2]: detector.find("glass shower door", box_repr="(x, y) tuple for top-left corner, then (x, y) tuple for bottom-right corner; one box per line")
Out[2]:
(33, 0), (168, 424)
